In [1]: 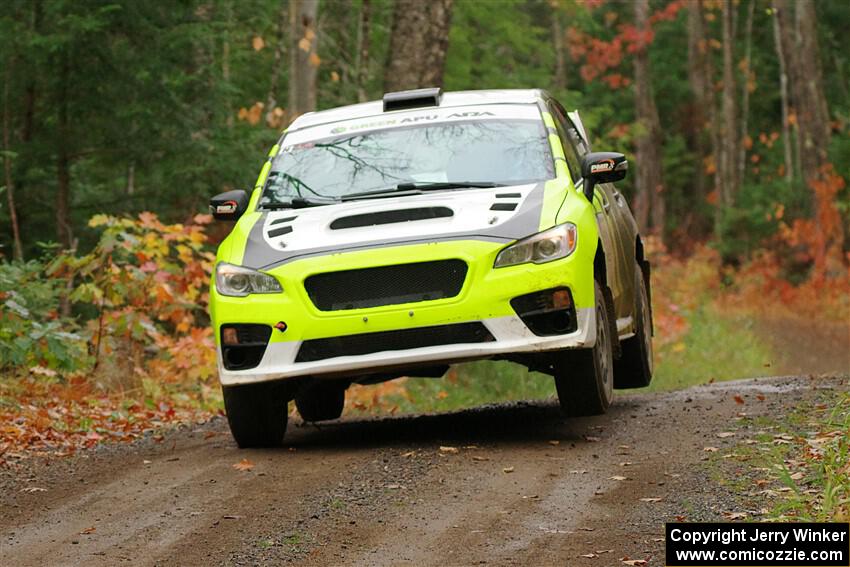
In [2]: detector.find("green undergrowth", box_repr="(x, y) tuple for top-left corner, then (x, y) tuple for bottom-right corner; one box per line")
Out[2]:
(386, 360), (555, 414)
(647, 307), (775, 392)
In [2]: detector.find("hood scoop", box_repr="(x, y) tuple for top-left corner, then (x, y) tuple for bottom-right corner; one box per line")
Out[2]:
(330, 207), (453, 230)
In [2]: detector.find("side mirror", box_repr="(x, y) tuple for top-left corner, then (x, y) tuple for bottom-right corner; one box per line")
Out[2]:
(580, 152), (628, 202)
(210, 190), (249, 221)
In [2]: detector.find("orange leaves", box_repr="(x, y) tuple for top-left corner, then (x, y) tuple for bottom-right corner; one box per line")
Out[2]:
(567, 1), (683, 86)
(238, 102), (265, 126)
(60, 212), (216, 384)
(238, 102), (286, 128)
(602, 73), (631, 89)
(0, 378), (212, 464)
(251, 36), (265, 51)
(233, 459), (255, 471)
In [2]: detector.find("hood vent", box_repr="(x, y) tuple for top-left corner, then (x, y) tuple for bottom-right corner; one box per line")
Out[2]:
(330, 207), (453, 230)
(270, 216), (296, 226)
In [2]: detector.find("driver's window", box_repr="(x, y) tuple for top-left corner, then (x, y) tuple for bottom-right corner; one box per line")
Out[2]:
(548, 103), (582, 183)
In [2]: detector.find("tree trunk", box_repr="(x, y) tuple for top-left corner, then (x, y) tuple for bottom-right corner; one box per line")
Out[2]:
(792, 0), (830, 166)
(266, 1), (287, 120)
(356, 0), (372, 102)
(221, 0), (233, 128)
(686, 0), (714, 236)
(56, 53), (72, 250)
(719, 0), (738, 210)
(552, 8), (566, 91)
(772, 0), (794, 186)
(632, 0), (664, 238)
(3, 58), (24, 261)
(384, 0), (454, 92)
(776, 0), (842, 272)
(288, 0), (319, 123)
(737, 0), (755, 187)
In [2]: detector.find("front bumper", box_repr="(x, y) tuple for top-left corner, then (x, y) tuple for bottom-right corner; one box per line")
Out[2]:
(211, 239), (596, 386)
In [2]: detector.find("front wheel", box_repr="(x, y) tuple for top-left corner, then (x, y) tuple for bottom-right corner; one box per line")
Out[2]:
(553, 281), (614, 416)
(222, 380), (296, 448)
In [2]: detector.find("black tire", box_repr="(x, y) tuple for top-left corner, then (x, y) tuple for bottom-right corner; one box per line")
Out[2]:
(222, 380), (295, 448)
(295, 380), (346, 422)
(554, 280), (614, 416)
(614, 262), (654, 389)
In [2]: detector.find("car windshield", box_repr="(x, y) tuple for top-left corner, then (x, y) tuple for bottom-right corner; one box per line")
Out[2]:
(259, 118), (554, 207)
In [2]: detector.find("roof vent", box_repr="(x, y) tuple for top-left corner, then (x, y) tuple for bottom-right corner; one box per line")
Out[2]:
(383, 88), (443, 112)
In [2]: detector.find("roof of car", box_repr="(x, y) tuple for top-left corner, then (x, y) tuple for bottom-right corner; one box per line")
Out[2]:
(288, 89), (546, 132)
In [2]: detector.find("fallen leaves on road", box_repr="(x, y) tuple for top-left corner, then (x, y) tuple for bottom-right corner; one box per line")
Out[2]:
(703, 446), (719, 452)
(233, 459), (255, 471)
(503, 467), (515, 473)
(621, 559), (647, 566)
(19, 486), (47, 493)
(733, 395), (745, 404)
(580, 553), (598, 558)
(472, 455), (489, 462)
(79, 526), (96, 535)
(439, 446), (459, 454)
(0, 377), (215, 465)
(639, 497), (662, 502)
(609, 475), (628, 481)
(716, 432), (736, 438)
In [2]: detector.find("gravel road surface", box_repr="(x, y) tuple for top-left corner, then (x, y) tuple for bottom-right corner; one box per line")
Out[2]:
(1, 375), (846, 566)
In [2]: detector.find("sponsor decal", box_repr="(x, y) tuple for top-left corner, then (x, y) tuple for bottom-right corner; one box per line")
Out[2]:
(590, 159), (615, 174)
(216, 201), (238, 214)
(284, 104), (538, 148)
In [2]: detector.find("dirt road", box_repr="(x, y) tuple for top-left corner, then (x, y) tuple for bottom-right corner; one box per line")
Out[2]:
(1, 375), (846, 566)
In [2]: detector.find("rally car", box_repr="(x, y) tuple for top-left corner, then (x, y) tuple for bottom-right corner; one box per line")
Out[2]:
(209, 88), (653, 447)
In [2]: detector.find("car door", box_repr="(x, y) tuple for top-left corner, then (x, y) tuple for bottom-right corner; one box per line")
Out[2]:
(547, 102), (629, 319)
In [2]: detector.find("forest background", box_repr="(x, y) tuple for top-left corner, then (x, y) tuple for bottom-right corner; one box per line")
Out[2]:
(0, 0), (847, 456)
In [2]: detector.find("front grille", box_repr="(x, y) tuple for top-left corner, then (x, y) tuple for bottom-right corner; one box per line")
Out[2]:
(295, 322), (494, 363)
(304, 260), (468, 311)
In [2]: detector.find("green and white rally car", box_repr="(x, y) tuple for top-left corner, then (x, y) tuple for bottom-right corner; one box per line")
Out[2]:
(209, 88), (653, 447)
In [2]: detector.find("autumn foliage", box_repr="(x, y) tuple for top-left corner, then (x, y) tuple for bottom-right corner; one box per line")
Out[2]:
(1, 213), (220, 463)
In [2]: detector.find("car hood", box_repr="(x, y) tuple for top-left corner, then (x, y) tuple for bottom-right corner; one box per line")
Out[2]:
(241, 182), (552, 269)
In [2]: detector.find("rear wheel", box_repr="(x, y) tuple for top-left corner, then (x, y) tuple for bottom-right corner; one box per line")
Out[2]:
(554, 281), (614, 416)
(222, 380), (295, 448)
(295, 380), (346, 422)
(614, 262), (653, 388)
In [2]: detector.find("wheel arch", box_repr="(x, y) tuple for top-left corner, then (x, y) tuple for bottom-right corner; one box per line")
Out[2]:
(635, 235), (653, 335)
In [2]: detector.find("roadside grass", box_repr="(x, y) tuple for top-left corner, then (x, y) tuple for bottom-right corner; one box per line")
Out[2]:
(715, 389), (850, 522)
(767, 392), (850, 521)
(647, 307), (775, 391)
(383, 361), (555, 414)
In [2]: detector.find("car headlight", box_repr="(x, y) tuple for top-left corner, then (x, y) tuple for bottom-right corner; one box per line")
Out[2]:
(215, 262), (282, 297)
(494, 223), (578, 268)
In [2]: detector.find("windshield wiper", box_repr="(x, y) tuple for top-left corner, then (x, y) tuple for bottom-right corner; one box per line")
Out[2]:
(260, 196), (339, 210)
(341, 181), (507, 202)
